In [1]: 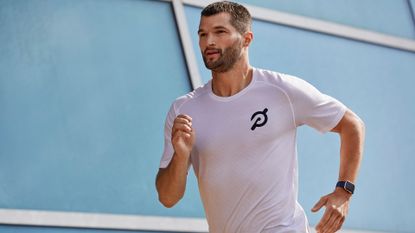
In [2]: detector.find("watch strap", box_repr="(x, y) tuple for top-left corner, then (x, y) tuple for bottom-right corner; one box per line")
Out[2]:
(336, 181), (355, 194)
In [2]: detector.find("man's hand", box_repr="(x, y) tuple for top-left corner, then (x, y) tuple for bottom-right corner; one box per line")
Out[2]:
(172, 114), (195, 158)
(311, 188), (352, 233)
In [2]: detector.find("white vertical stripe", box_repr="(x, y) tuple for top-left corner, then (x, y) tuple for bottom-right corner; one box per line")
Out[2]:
(172, 0), (204, 89)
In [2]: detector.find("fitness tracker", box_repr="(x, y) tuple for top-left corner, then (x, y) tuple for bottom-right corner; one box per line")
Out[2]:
(336, 181), (355, 194)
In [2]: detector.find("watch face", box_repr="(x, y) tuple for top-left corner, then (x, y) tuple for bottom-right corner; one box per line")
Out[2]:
(345, 182), (355, 193)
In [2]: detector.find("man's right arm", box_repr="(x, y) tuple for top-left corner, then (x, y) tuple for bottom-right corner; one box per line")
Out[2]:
(156, 114), (195, 208)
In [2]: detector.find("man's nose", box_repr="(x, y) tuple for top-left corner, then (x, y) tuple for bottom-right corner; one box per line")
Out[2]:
(207, 34), (216, 46)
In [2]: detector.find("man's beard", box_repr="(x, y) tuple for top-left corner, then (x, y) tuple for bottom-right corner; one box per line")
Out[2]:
(202, 39), (242, 73)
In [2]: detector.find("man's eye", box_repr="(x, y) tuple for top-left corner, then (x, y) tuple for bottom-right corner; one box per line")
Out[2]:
(217, 30), (226, 34)
(199, 33), (206, 37)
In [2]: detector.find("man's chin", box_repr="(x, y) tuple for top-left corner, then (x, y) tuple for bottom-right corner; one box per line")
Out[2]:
(207, 65), (231, 73)
(204, 62), (219, 70)
(204, 60), (232, 73)
(205, 63), (221, 71)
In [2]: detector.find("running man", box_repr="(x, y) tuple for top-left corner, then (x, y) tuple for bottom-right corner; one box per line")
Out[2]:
(156, 2), (365, 232)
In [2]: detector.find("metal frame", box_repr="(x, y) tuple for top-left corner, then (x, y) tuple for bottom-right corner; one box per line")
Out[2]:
(0, 209), (208, 232)
(408, 0), (415, 30)
(0, 209), (383, 233)
(172, 0), (203, 89)
(1, 0), (414, 231)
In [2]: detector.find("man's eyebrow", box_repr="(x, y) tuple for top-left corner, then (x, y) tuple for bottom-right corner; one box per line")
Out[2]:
(198, 26), (229, 34)
(213, 26), (228, 30)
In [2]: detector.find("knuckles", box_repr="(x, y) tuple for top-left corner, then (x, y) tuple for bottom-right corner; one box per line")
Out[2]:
(327, 205), (344, 217)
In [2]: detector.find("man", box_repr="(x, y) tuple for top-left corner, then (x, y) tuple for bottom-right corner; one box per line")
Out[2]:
(156, 1), (365, 233)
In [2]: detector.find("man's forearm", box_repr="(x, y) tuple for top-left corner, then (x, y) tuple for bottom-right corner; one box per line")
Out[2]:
(313, 111), (365, 232)
(156, 152), (190, 208)
(337, 112), (365, 183)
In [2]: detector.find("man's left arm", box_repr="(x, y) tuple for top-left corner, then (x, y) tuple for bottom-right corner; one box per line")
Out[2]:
(311, 109), (365, 233)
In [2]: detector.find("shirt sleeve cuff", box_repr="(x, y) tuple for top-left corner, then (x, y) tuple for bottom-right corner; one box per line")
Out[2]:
(319, 106), (348, 133)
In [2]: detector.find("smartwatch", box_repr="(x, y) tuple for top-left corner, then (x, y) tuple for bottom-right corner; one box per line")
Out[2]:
(336, 181), (355, 194)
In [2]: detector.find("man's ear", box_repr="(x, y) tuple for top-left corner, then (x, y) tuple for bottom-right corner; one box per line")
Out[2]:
(243, 31), (253, 47)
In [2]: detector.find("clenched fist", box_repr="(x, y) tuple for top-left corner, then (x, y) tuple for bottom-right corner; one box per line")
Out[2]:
(171, 114), (195, 158)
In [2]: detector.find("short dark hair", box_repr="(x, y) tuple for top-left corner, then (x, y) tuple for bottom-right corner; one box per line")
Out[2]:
(201, 1), (252, 34)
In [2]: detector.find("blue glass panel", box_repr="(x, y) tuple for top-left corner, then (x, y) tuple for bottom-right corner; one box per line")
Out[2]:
(0, 0), (204, 217)
(240, 0), (415, 39)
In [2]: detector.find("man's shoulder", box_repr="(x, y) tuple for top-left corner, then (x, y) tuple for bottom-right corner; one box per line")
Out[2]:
(254, 67), (304, 90)
(171, 81), (211, 110)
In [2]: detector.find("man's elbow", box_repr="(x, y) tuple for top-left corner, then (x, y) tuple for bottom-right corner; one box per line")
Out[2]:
(354, 114), (365, 136)
(345, 110), (365, 135)
(158, 195), (181, 208)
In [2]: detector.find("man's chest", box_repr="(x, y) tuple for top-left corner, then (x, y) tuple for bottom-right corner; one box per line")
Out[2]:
(181, 90), (295, 155)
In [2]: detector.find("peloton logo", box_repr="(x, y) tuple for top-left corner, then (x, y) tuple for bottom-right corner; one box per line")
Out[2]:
(250, 108), (268, 131)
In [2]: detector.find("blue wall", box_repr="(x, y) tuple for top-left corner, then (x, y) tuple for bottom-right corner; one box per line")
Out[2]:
(0, 0), (203, 218)
(1, 0), (415, 233)
(240, 0), (415, 39)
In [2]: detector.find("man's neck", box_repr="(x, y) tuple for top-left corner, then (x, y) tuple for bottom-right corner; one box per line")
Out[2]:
(211, 61), (253, 97)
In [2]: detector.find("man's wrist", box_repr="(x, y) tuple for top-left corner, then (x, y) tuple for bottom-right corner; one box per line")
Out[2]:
(335, 187), (353, 199)
(172, 152), (191, 166)
(336, 180), (355, 195)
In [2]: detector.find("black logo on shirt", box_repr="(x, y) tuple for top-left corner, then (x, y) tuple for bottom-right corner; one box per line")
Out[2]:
(250, 108), (268, 131)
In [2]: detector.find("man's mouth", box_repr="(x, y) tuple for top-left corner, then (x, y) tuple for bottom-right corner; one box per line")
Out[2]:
(204, 49), (221, 58)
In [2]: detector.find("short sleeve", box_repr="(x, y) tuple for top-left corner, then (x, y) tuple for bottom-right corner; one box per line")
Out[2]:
(282, 74), (347, 133)
(159, 103), (176, 168)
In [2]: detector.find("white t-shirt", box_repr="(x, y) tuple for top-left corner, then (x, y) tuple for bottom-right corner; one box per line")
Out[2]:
(160, 68), (347, 233)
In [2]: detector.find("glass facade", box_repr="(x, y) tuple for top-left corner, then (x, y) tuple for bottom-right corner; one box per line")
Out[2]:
(0, 0), (200, 216)
(1, 0), (414, 232)
(239, 0), (415, 39)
